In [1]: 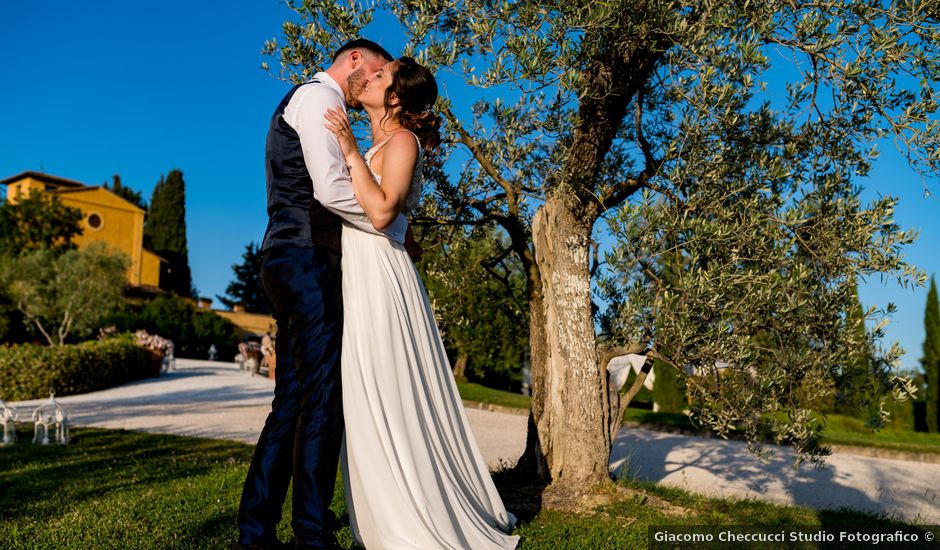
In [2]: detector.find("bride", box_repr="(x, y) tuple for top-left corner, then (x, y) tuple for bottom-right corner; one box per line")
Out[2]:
(324, 57), (520, 550)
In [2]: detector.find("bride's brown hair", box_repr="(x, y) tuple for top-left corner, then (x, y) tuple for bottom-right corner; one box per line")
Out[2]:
(383, 56), (442, 152)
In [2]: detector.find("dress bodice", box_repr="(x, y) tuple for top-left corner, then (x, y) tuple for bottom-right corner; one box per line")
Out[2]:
(363, 130), (424, 215)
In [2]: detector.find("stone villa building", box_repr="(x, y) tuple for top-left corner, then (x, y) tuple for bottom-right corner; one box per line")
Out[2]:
(1, 171), (164, 290)
(1, 171), (275, 338)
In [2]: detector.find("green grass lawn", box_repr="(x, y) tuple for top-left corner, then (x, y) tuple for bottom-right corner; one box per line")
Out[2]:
(622, 407), (940, 455)
(818, 414), (940, 454)
(457, 382), (940, 456)
(457, 382), (532, 410)
(0, 426), (930, 549)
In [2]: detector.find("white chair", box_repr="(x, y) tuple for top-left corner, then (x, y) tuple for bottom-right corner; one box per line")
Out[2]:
(0, 399), (16, 446)
(31, 393), (69, 445)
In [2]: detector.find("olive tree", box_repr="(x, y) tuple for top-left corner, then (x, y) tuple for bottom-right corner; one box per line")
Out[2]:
(418, 223), (528, 386)
(0, 192), (83, 256)
(264, 1), (937, 492)
(1, 242), (129, 346)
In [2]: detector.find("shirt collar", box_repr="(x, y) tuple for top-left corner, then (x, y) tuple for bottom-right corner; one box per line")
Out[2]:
(314, 72), (346, 109)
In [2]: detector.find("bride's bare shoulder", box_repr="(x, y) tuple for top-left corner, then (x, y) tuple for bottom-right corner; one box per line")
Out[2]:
(371, 131), (420, 179)
(386, 130), (419, 157)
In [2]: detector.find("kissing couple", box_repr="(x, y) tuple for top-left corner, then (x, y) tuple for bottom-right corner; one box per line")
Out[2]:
(232, 38), (520, 550)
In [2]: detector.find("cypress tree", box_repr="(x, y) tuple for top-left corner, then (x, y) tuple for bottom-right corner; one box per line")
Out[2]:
(104, 174), (146, 210)
(217, 242), (268, 313)
(835, 280), (873, 417)
(144, 170), (193, 297)
(923, 276), (940, 433)
(651, 240), (686, 413)
(652, 358), (685, 413)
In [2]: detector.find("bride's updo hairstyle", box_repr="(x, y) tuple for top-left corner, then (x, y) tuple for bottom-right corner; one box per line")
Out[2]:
(384, 56), (442, 152)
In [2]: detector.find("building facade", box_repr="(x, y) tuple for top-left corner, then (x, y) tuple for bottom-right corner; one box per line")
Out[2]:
(1, 171), (164, 289)
(3, 171), (278, 339)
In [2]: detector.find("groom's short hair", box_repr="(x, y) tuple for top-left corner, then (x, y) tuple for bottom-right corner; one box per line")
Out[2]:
(332, 38), (393, 63)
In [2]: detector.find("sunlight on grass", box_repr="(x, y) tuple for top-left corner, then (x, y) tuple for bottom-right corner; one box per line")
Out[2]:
(457, 382), (531, 410)
(456, 379), (940, 456)
(621, 406), (940, 456)
(1, 426), (926, 549)
(820, 414), (940, 454)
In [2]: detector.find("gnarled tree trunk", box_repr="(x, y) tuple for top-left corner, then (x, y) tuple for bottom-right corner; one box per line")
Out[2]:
(514, 28), (666, 494)
(520, 265), (550, 479)
(527, 196), (611, 486)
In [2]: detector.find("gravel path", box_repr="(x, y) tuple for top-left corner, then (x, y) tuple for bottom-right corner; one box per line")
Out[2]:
(10, 359), (939, 522)
(9, 359), (529, 468)
(611, 429), (940, 523)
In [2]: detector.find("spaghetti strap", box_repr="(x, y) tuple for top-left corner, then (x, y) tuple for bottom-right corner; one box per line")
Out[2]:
(362, 128), (425, 215)
(402, 128), (422, 151)
(367, 129), (422, 155)
(364, 129), (424, 176)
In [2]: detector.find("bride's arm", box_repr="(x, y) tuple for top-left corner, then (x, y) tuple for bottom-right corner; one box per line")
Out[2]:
(325, 109), (418, 230)
(347, 133), (418, 229)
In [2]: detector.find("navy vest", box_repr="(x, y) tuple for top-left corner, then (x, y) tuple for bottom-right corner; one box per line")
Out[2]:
(261, 81), (342, 252)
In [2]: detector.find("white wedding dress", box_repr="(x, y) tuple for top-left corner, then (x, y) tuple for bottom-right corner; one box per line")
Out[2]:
(339, 133), (519, 550)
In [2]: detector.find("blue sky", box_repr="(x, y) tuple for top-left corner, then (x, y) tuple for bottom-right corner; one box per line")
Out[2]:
(1, 2), (937, 373)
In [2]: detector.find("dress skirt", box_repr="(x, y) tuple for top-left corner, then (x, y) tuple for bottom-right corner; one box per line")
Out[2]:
(339, 224), (519, 550)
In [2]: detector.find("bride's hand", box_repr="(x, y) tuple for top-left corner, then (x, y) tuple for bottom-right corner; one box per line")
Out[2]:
(324, 107), (359, 160)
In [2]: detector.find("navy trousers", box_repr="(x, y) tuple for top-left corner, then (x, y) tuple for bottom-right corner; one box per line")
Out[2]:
(236, 245), (344, 547)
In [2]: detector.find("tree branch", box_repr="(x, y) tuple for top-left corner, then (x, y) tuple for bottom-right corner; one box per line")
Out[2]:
(410, 215), (501, 227)
(18, 302), (55, 347)
(59, 307), (76, 346)
(621, 356), (655, 410)
(599, 343), (648, 370)
(597, 96), (665, 212)
(638, 259), (663, 287)
(441, 107), (520, 216)
(635, 89), (656, 170)
(589, 240), (601, 277)
(599, 177), (647, 211)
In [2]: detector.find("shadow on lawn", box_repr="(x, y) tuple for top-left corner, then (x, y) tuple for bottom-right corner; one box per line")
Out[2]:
(610, 426), (936, 522)
(491, 462), (550, 525)
(0, 426), (252, 523)
(181, 509), (239, 548)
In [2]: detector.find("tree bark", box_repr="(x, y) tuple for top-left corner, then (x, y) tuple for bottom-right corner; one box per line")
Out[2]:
(519, 265), (549, 480)
(452, 353), (468, 383)
(513, 26), (667, 492)
(528, 195), (611, 486)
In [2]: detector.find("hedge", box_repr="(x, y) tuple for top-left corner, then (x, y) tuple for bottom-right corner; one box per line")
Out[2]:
(103, 295), (240, 360)
(0, 336), (153, 401)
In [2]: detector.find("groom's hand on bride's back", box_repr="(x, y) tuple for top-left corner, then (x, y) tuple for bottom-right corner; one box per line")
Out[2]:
(405, 226), (423, 263)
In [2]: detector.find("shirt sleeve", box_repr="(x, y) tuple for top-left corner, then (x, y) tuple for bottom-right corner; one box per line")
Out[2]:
(283, 83), (383, 236)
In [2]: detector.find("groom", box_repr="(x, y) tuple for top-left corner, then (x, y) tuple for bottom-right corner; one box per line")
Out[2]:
(234, 39), (393, 550)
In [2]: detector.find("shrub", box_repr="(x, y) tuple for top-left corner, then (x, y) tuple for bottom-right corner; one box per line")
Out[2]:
(652, 359), (686, 413)
(0, 335), (151, 401)
(103, 295), (239, 360)
(0, 243), (129, 345)
(883, 396), (915, 431)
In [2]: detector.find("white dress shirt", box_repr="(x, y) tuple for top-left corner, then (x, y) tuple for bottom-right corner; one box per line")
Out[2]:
(281, 72), (403, 240)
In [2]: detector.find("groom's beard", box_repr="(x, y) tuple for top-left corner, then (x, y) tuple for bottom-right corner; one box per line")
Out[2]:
(346, 67), (367, 111)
